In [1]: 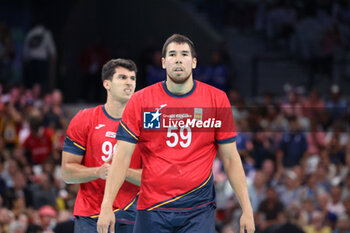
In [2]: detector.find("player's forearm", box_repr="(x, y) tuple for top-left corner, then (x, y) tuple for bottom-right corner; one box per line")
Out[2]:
(222, 152), (253, 213)
(101, 144), (133, 208)
(62, 163), (100, 184)
(126, 168), (142, 186)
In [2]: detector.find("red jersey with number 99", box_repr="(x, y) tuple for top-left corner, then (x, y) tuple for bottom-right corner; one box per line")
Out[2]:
(63, 105), (141, 217)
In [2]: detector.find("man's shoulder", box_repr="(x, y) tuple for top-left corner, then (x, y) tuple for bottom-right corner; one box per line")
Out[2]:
(73, 105), (102, 119)
(195, 81), (227, 96)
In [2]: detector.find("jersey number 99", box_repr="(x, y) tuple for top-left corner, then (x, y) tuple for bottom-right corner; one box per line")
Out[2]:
(101, 141), (117, 162)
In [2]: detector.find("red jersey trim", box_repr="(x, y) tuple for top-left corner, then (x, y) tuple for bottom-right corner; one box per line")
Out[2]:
(147, 172), (213, 211)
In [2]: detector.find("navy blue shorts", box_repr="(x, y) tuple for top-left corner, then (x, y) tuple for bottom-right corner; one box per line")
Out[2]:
(133, 204), (215, 233)
(74, 212), (135, 233)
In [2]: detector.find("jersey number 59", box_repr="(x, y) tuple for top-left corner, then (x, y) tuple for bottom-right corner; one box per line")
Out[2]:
(166, 126), (192, 148)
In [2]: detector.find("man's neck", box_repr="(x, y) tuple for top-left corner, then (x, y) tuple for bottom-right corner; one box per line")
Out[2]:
(165, 77), (194, 95)
(104, 99), (126, 119)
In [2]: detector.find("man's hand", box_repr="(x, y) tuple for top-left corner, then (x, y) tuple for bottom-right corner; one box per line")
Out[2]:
(97, 206), (115, 233)
(240, 211), (255, 233)
(96, 163), (110, 180)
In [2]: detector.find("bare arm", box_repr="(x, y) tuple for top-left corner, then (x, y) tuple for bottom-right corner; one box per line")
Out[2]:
(61, 151), (110, 184)
(97, 140), (136, 233)
(126, 168), (142, 186)
(218, 141), (255, 233)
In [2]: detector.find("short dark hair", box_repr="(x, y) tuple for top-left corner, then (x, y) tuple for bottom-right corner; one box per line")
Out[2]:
(162, 34), (197, 58)
(101, 58), (137, 82)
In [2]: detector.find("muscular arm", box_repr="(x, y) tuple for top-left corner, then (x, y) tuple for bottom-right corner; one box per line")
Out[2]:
(218, 141), (255, 233)
(61, 151), (109, 184)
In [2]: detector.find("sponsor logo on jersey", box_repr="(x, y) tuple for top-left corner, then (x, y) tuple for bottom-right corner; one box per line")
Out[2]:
(105, 131), (116, 138)
(95, 124), (105, 129)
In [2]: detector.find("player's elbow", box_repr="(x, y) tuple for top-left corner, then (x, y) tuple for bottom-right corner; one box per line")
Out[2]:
(61, 169), (74, 184)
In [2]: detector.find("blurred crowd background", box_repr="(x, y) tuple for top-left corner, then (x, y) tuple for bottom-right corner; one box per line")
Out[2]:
(0, 0), (350, 233)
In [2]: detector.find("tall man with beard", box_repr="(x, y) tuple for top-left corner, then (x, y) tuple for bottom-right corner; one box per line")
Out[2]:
(97, 35), (254, 233)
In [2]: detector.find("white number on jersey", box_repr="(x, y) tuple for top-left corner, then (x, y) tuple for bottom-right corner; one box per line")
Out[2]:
(101, 141), (117, 162)
(166, 126), (192, 148)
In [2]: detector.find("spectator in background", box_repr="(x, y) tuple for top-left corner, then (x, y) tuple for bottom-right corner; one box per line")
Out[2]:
(0, 207), (15, 232)
(343, 197), (350, 217)
(29, 172), (56, 209)
(271, 205), (305, 233)
(8, 220), (26, 233)
(332, 214), (350, 233)
(277, 115), (307, 169)
(303, 88), (325, 120)
(53, 210), (74, 233)
(0, 93), (22, 150)
(23, 24), (57, 91)
(248, 170), (267, 212)
(325, 122), (347, 166)
(0, 22), (15, 86)
(3, 171), (32, 211)
(281, 89), (304, 118)
(275, 170), (302, 208)
(1, 159), (20, 189)
(304, 211), (331, 233)
(341, 174), (350, 201)
(38, 205), (56, 233)
(22, 108), (53, 165)
(249, 130), (275, 169)
(255, 186), (284, 233)
(42, 89), (66, 131)
(326, 85), (347, 123)
(327, 186), (346, 217)
(299, 198), (316, 227)
(306, 117), (326, 158)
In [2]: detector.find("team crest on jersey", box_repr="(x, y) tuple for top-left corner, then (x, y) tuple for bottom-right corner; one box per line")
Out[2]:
(143, 104), (167, 129)
(194, 108), (203, 121)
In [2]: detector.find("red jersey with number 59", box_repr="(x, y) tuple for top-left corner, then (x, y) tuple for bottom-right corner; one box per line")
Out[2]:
(117, 81), (237, 210)
(63, 105), (141, 217)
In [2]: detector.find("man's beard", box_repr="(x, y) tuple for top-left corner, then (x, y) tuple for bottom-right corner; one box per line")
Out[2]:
(167, 72), (192, 84)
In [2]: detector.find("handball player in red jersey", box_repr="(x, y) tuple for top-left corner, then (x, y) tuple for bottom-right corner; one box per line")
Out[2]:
(98, 35), (255, 233)
(62, 59), (142, 233)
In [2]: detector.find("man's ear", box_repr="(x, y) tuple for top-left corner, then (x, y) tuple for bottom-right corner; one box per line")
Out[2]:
(162, 57), (166, 69)
(192, 57), (197, 69)
(103, 79), (110, 90)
